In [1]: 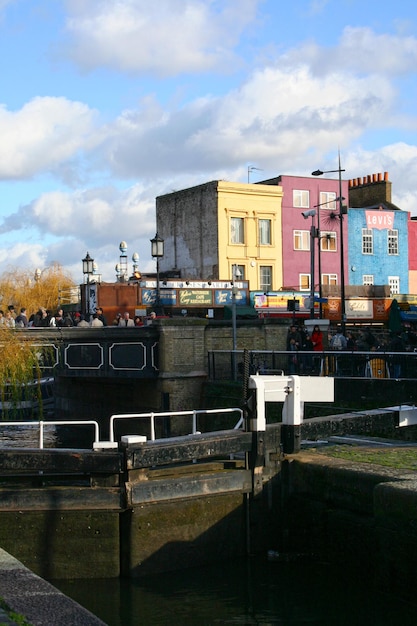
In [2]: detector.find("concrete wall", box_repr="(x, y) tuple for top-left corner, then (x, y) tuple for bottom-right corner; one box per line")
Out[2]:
(282, 451), (417, 602)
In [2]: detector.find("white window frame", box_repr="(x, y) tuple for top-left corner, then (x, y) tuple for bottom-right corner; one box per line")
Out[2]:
(321, 273), (338, 286)
(299, 273), (310, 291)
(319, 191), (337, 210)
(388, 229), (398, 255)
(362, 275), (374, 286)
(259, 219), (271, 245)
(259, 266), (272, 292)
(231, 217), (244, 244)
(362, 228), (373, 254)
(294, 230), (310, 251)
(293, 190), (309, 208)
(320, 231), (337, 252)
(388, 276), (400, 295)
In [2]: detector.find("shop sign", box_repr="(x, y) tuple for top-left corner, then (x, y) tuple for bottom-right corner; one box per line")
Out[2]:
(214, 290), (247, 305)
(179, 289), (213, 305)
(365, 210), (394, 230)
(141, 289), (177, 305)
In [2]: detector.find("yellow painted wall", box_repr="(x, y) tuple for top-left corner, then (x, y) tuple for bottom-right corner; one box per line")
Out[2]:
(217, 181), (283, 290)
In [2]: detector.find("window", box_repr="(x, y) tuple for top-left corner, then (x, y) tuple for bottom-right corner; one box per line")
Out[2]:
(388, 229), (398, 255)
(294, 230), (310, 250)
(362, 228), (373, 254)
(259, 219), (271, 245)
(320, 232), (337, 251)
(319, 191), (337, 210)
(321, 273), (338, 286)
(259, 266), (272, 292)
(388, 276), (400, 295)
(299, 274), (310, 291)
(293, 190), (309, 208)
(230, 217), (244, 244)
(363, 275), (374, 286)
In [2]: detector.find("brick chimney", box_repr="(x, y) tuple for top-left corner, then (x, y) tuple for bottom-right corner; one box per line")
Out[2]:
(348, 172), (391, 207)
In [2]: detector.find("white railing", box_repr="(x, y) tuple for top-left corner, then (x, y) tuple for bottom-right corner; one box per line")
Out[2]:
(0, 409), (243, 450)
(109, 407), (244, 443)
(0, 420), (100, 449)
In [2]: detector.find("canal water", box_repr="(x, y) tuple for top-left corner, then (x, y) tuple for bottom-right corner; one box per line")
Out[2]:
(52, 555), (417, 626)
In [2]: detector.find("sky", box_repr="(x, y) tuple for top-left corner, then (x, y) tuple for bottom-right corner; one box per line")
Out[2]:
(1, 0), (417, 283)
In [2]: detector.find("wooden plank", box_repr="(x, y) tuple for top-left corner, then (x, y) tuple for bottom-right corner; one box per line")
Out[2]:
(127, 469), (252, 505)
(125, 430), (252, 469)
(0, 487), (122, 511)
(0, 449), (122, 474)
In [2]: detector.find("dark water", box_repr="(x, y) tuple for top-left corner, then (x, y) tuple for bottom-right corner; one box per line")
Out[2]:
(52, 556), (417, 626)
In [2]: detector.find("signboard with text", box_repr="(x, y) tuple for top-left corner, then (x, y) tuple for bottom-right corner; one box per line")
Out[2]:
(214, 289), (247, 306)
(179, 289), (213, 306)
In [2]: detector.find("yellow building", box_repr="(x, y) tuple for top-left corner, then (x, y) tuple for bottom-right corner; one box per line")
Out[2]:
(156, 180), (283, 291)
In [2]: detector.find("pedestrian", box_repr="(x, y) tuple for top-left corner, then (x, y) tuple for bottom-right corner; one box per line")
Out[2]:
(15, 307), (28, 327)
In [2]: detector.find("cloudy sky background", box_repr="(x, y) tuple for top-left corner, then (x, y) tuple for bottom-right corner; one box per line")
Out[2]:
(1, 0), (417, 282)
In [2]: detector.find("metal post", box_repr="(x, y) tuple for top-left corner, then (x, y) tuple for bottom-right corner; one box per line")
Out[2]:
(309, 222), (315, 319)
(338, 152), (346, 335)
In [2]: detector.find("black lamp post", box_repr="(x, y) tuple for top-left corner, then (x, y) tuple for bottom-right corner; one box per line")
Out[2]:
(151, 233), (164, 314)
(312, 154), (347, 334)
(302, 210), (317, 319)
(82, 252), (94, 316)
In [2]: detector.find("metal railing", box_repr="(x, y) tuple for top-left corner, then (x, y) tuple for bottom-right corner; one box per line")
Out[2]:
(208, 349), (417, 380)
(109, 407), (244, 443)
(0, 420), (100, 449)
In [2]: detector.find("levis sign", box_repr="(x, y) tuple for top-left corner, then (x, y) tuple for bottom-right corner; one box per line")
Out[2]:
(365, 210), (394, 230)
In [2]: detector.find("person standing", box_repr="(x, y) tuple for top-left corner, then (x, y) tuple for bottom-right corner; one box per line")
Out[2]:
(311, 325), (323, 351)
(15, 308), (28, 327)
(95, 307), (108, 326)
(119, 312), (134, 327)
(90, 313), (104, 328)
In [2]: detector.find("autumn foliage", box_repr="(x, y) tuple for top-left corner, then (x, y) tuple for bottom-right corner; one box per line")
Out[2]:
(0, 263), (77, 319)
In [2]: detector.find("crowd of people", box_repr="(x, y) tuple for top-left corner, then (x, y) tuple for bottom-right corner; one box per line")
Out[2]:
(0, 306), (158, 328)
(285, 322), (417, 376)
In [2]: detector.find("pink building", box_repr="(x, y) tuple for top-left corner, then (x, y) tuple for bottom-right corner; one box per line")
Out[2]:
(408, 216), (417, 294)
(261, 175), (349, 296)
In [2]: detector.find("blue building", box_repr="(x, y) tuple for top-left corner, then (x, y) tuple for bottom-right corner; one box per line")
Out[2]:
(348, 173), (408, 295)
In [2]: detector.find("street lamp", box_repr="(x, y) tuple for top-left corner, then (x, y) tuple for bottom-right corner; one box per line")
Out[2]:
(82, 252), (94, 316)
(119, 241), (128, 282)
(312, 153), (347, 333)
(151, 232), (164, 314)
(302, 210), (317, 319)
(231, 264), (242, 380)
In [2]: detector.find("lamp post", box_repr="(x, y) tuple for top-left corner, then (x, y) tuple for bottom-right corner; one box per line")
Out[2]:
(302, 210), (317, 319)
(82, 252), (94, 316)
(119, 241), (128, 282)
(231, 264), (241, 380)
(151, 232), (164, 314)
(312, 153), (347, 334)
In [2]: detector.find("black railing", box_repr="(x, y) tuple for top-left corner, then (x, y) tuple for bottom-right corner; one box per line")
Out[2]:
(207, 350), (417, 381)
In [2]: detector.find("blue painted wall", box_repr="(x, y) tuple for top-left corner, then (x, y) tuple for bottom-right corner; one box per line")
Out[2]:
(348, 208), (408, 293)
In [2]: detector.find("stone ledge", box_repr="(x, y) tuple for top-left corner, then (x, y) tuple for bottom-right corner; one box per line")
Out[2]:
(0, 548), (106, 626)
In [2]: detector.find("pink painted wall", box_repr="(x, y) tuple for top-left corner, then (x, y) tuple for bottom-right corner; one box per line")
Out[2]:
(277, 175), (349, 292)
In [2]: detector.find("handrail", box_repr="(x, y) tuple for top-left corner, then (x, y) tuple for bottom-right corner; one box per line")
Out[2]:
(0, 420), (100, 449)
(109, 407), (244, 443)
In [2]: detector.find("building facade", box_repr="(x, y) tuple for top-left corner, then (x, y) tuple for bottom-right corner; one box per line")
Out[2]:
(260, 175), (349, 296)
(348, 173), (408, 296)
(156, 180), (284, 291)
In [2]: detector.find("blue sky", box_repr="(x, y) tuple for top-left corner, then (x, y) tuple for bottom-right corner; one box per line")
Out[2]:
(0, 0), (417, 282)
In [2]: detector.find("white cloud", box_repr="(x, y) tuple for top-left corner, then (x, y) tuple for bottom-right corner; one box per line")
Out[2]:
(0, 97), (98, 180)
(287, 27), (417, 76)
(63, 0), (261, 76)
(98, 64), (395, 178)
